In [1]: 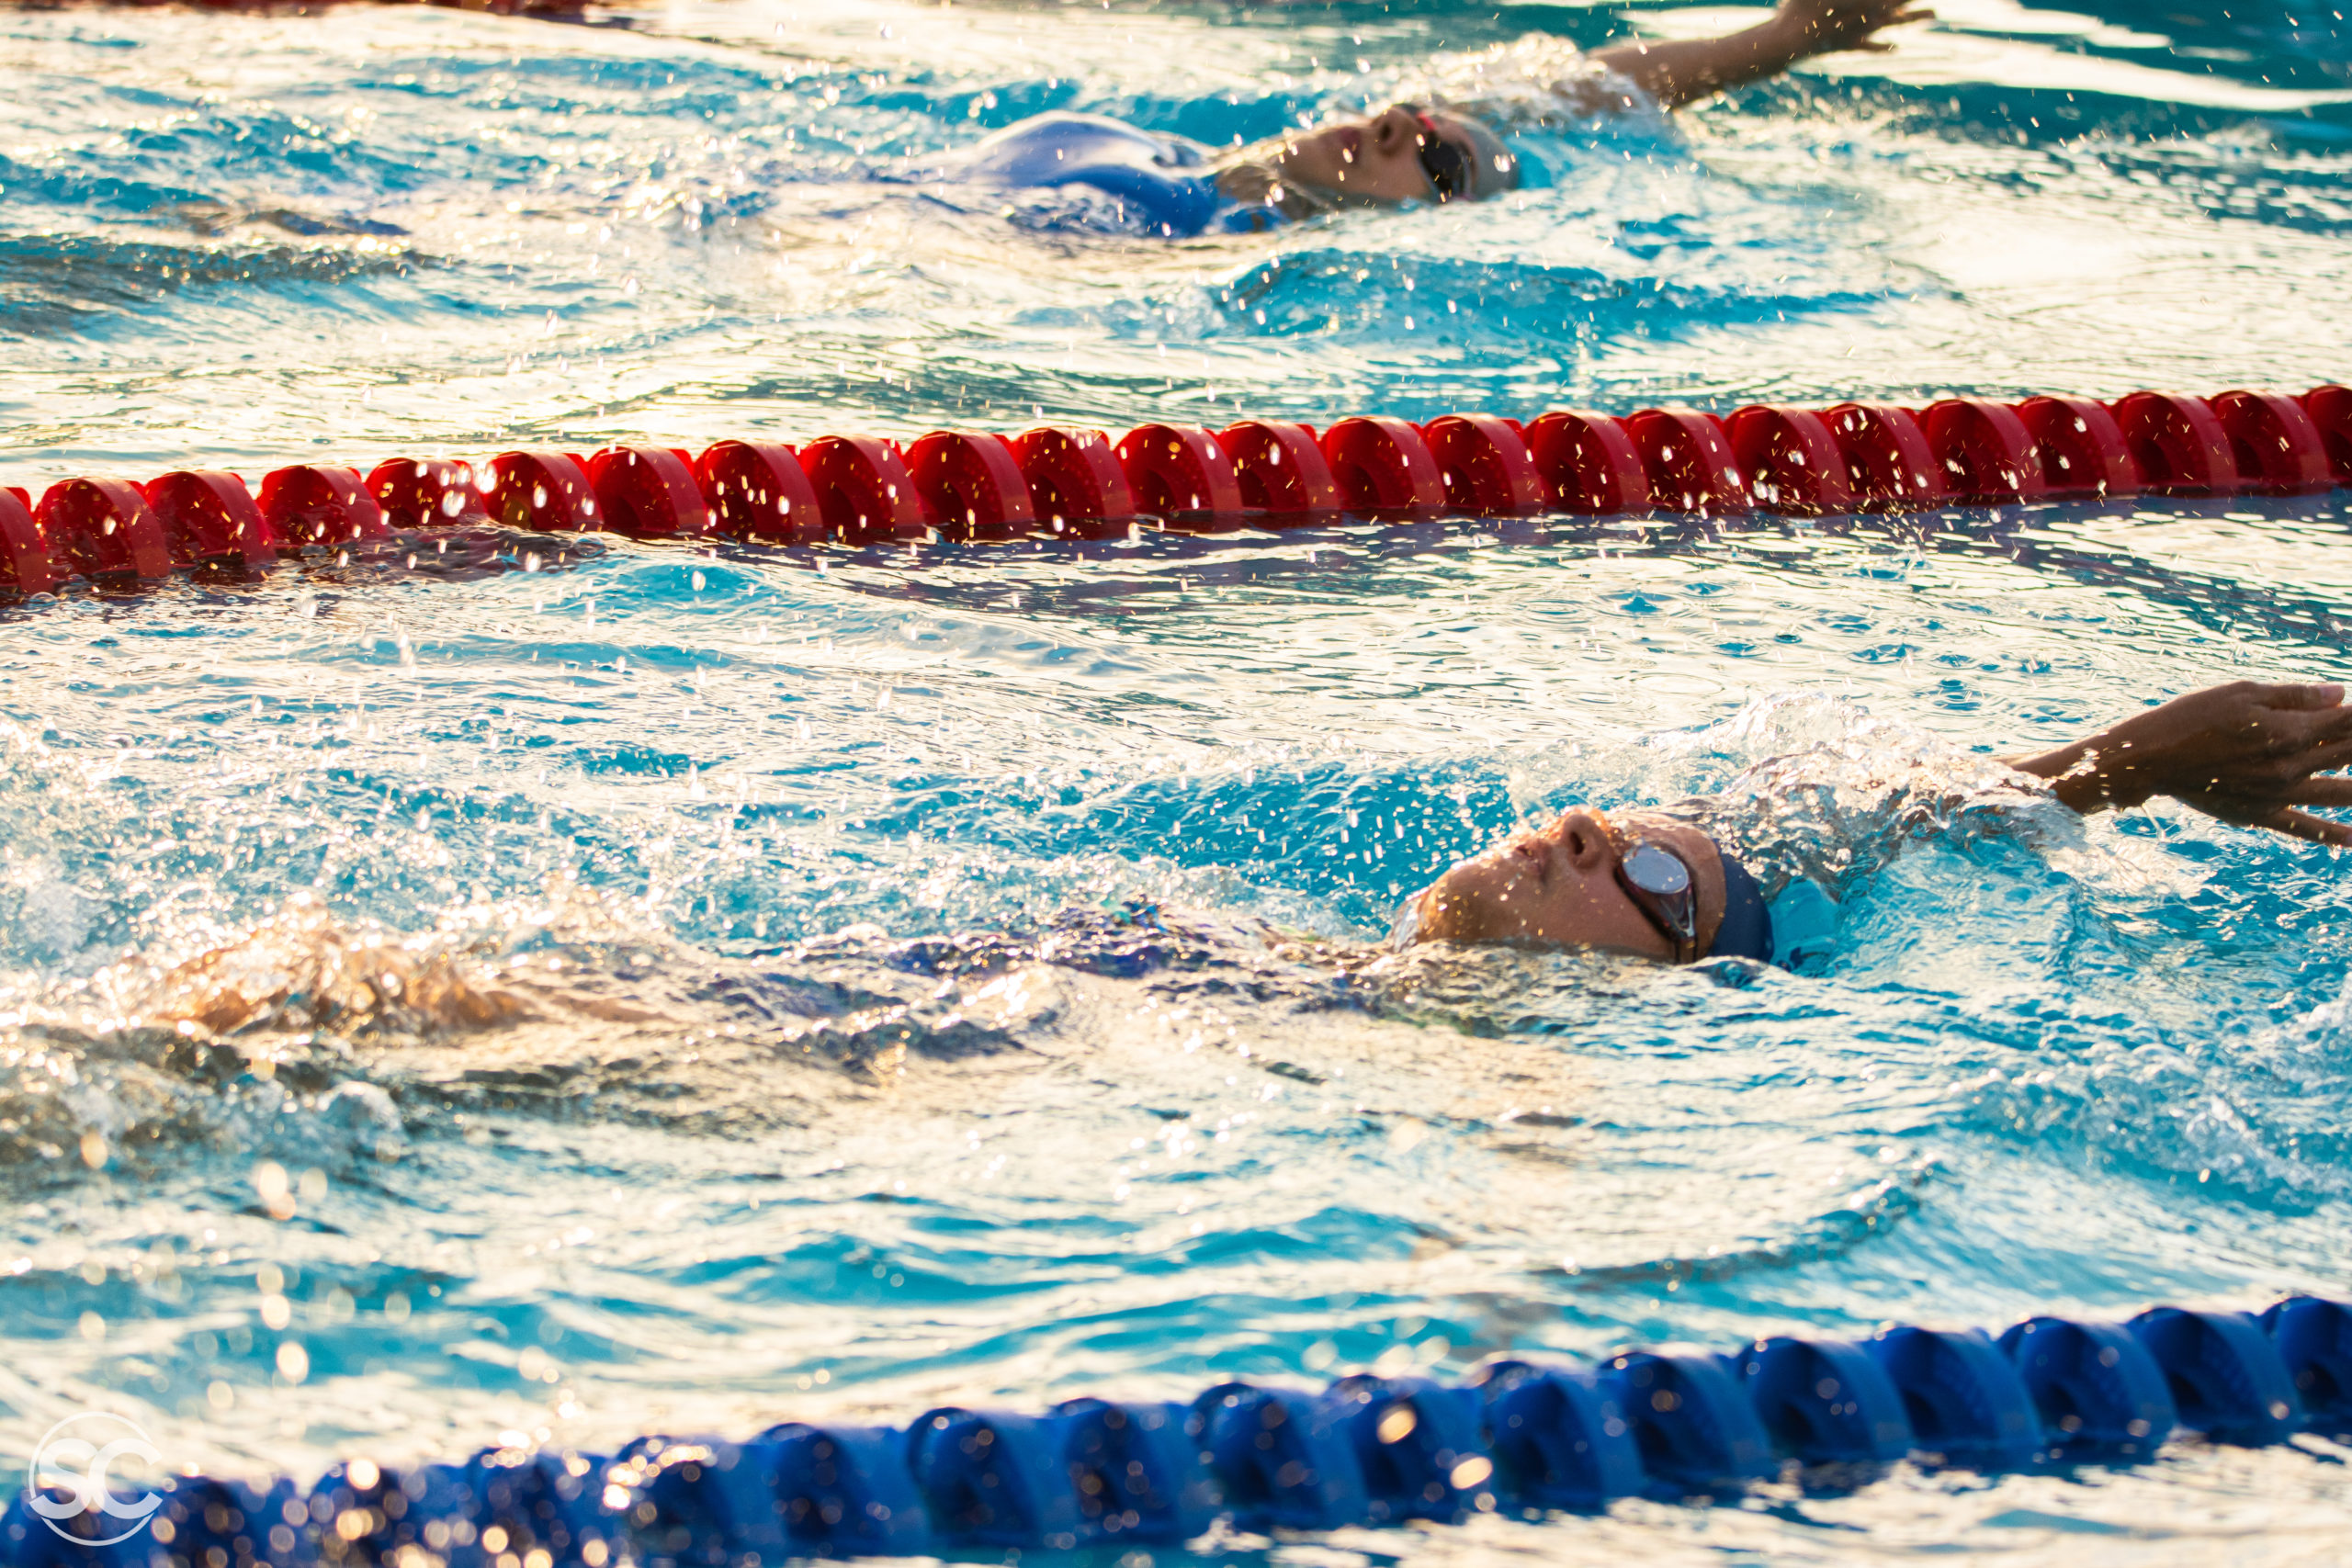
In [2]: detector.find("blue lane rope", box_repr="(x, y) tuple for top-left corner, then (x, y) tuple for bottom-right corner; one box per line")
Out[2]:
(8, 1297), (2349, 1566)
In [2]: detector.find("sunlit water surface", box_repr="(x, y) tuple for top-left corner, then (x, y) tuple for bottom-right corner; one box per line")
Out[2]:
(4, 0), (2352, 1562)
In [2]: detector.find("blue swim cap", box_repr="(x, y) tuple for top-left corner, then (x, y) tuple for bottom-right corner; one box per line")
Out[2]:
(1710, 847), (1774, 964)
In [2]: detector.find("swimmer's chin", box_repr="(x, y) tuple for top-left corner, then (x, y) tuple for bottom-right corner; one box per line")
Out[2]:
(1209, 162), (1349, 220)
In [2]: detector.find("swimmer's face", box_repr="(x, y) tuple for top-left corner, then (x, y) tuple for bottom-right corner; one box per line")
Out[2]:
(1411, 808), (1726, 961)
(1272, 105), (1498, 207)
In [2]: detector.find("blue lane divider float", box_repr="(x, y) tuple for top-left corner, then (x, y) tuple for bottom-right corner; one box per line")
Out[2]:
(8, 1297), (2350, 1567)
(1865, 1326), (2043, 1469)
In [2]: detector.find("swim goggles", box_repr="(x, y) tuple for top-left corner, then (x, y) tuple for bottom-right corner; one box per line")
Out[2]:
(1402, 106), (1473, 204)
(1611, 832), (1700, 964)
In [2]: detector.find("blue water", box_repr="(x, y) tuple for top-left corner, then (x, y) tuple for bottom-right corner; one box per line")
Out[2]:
(5, 0), (2352, 1560)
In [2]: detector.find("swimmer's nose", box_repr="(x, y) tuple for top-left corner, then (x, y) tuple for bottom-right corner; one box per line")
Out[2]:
(1506, 818), (1574, 879)
(1370, 105), (1419, 156)
(1546, 808), (1613, 867)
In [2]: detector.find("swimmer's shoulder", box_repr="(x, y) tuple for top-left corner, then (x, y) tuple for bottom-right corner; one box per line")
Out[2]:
(970, 112), (1204, 184)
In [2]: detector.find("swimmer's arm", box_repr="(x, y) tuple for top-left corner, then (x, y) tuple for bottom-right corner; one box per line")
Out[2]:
(2003, 682), (2352, 846)
(1591, 0), (1932, 112)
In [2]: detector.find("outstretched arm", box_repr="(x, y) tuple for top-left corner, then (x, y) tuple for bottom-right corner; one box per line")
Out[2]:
(2007, 682), (2352, 846)
(1591, 0), (1931, 111)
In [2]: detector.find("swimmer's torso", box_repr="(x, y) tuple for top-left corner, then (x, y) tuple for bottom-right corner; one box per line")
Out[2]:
(965, 113), (1283, 237)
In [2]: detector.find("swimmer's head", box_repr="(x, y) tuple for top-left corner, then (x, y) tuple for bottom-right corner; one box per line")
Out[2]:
(1266, 103), (1519, 209)
(1404, 808), (1726, 962)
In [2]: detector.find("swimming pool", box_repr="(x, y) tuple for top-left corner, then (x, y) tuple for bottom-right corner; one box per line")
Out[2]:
(4, 0), (2352, 1560)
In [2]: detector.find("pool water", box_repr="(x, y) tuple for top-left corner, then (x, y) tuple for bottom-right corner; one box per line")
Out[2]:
(5, 0), (2352, 1561)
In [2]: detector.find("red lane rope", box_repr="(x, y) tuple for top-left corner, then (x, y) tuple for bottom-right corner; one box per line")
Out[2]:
(1, 385), (2345, 591)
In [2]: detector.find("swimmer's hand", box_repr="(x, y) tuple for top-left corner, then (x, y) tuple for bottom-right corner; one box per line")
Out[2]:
(1775, 0), (1936, 58)
(1592, 0), (1931, 111)
(2007, 682), (2352, 846)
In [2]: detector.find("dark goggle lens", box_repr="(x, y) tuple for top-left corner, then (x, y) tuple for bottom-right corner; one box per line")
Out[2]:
(1414, 118), (1470, 202)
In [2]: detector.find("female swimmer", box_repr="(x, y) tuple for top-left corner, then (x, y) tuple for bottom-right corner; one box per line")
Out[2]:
(966, 0), (1928, 235)
(1404, 681), (2352, 965)
(128, 679), (2352, 1066)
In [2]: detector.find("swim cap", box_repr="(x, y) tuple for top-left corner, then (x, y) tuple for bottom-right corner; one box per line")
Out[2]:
(1443, 112), (1521, 200)
(1710, 847), (1774, 964)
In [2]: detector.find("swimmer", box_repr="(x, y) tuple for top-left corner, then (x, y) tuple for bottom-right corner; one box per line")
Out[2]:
(967, 0), (1928, 234)
(1405, 681), (2352, 964)
(128, 680), (2352, 1066)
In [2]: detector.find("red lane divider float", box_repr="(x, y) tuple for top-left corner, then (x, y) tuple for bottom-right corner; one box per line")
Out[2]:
(0, 489), (61, 594)
(1009, 426), (1136, 537)
(1115, 423), (1248, 531)
(260, 464), (389, 547)
(1217, 421), (1340, 520)
(1724, 405), (1853, 516)
(484, 450), (599, 533)
(1823, 402), (1949, 510)
(906, 431), (1035, 540)
(1922, 398), (2049, 505)
(2013, 397), (2141, 501)
(1322, 415), (1449, 517)
(36, 478), (171, 585)
(1, 386), (2344, 594)
(2310, 386), (2352, 483)
(588, 446), (713, 540)
(1625, 407), (1749, 515)
(2114, 391), (2242, 497)
(2210, 390), (2333, 495)
(801, 435), (929, 542)
(148, 469), (276, 570)
(369, 457), (492, 531)
(1423, 413), (1546, 517)
(693, 441), (823, 544)
(1524, 410), (1650, 514)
